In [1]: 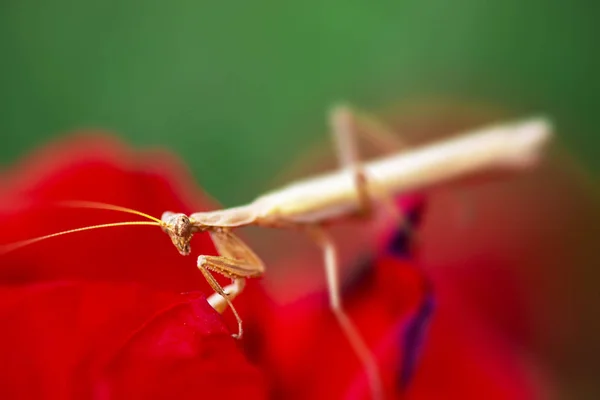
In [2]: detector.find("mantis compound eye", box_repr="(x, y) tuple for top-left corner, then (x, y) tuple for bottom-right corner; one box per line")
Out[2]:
(160, 212), (193, 256)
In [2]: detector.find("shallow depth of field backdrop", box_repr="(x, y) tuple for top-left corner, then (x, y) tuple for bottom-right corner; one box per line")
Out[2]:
(1, 1), (598, 398)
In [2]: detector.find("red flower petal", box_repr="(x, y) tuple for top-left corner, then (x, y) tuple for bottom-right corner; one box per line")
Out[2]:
(409, 279), (539, 400)
(255, 196), (547, 399)
(0, 281), (265, 398)
(261, 257), (429, 399)
(1, 135), (219, 292)
(0, 134), (268, 398)
(100, 292), (266, 400)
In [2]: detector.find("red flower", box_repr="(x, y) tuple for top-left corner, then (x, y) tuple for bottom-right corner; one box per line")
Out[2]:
(251, 199), (541, 399)
(0, 134), (550, 399)
(0, 136), (267, 399)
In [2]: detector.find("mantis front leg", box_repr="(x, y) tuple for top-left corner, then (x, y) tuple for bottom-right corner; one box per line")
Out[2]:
(198, 228), (265, 339)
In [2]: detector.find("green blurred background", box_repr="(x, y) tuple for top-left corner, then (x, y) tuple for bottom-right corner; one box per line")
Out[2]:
(0, 1), (597, 205)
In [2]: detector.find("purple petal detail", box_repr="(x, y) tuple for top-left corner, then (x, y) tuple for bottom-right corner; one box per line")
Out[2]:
(386, 201), (426, 258)
(399, 285), (434, 390)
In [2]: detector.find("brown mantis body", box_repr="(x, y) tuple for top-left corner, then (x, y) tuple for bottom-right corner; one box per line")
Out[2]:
(157, 107), (551, 399)
(3, 106), (552, 400)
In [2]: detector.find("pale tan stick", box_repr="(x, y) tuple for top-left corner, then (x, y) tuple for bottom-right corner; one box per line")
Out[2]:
(208, 278), (246, 313)
(249, 118), (551, 225)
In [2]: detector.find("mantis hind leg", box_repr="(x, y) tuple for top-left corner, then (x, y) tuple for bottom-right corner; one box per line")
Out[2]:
(309, 226), (383, 400)
(329, 105), (407, 225)
(330, 104), (475, 230)
(328, 105), (414, 398)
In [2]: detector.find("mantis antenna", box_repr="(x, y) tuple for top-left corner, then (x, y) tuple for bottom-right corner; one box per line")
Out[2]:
(0, 201), (166, 254)
(0, 221), (162, 254)
(57, 200), (163, 223)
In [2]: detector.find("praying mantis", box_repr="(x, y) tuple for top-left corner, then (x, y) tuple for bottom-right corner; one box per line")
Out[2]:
(3, 106), (552, 400)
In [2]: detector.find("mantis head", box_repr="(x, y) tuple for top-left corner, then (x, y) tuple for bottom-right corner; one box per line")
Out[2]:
(160, 212), (194, 256)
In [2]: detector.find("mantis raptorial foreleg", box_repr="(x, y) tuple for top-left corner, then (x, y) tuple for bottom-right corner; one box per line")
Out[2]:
(197, 228), (265, 339)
